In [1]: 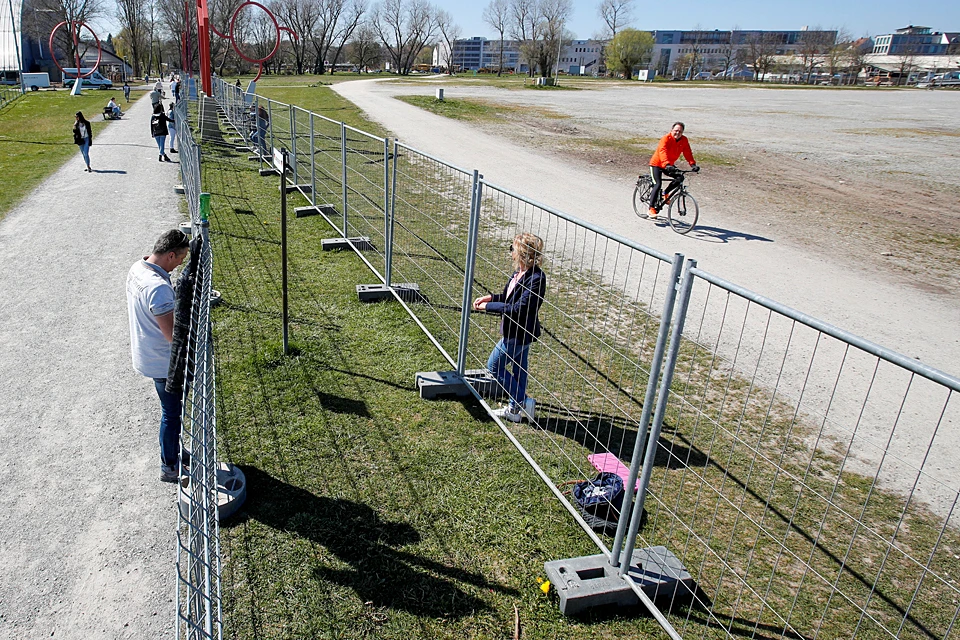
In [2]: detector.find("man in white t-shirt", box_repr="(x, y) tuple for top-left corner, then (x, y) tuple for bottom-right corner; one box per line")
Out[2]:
(126, 229), (190, 482)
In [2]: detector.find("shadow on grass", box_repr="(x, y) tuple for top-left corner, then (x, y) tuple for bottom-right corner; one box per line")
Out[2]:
(232, 466), (515, 618)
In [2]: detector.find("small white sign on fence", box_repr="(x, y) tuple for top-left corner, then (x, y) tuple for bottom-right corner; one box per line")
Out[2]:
(273, 147), (285, 173)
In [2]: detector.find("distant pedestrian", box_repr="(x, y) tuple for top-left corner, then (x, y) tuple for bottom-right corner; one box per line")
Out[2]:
(154, 80), (163, 92)
(235, 78), (241, 88)
(166, 102), (178, 154)
(150, 103), (172, 162)
(149, 86), (163, 107)
(171, 77), (180, 102)
(126, 229), (191, 483)
(123, 82), (131, 102)
(73, 111), (92, 172)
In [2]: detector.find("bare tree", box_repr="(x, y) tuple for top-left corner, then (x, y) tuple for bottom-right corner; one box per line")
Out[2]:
(716, 25), (737, 80)
(482, 0), (509, 75)
(435, 9), (460, 74)
(746, 31), (775, 81)
(894, 44), (918, 86)
(797, 27), (836, 83)
(537, 0), (571, 77)
(326, 0), (366, 73)
(37, 0), (107, 71)
(371, 0), (438, 75)
(115, 0), (150, 76)
(508, 0), (537, 75)
(270, 0), (318, 74)
(348, 22), (381, 71)
(596, 0), (632, 40)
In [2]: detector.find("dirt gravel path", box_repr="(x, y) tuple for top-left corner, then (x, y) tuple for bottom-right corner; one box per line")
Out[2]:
(0, 90), (183, 638)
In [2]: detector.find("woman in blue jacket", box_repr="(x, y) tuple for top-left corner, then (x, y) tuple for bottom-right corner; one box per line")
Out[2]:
(473, 232), (546, 423)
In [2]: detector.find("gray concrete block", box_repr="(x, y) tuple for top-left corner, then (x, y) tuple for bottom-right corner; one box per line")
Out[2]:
(322, 236), (373, 251)
(179, 462), (246, 521)
(357, 283), (423, 304)
(462, 369), (503, 399)
(416, 370), (472, 399)
(295, 204), (338, 218)
(544, 546), (694, 616)
(258, 168), (280, 177)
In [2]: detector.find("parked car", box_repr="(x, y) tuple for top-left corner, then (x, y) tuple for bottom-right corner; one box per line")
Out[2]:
(62, 68), (113, 89)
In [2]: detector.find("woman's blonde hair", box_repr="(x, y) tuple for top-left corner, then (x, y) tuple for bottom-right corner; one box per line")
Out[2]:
(513, 233), (544, 270)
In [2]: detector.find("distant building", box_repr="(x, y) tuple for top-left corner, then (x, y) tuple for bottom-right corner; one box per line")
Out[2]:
(445, 37), (522, 72)
(652, 28), (838, 77)
(558, 39), (604, 75)
(871, 26), (952, 55)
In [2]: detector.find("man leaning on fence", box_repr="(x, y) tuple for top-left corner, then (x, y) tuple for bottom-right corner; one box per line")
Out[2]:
(126, 229), (190, 483)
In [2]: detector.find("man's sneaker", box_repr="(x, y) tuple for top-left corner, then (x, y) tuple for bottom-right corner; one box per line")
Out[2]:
(647, 207), (659, 219)
(170, 148), (178, 153)
(493, 405), (523, 423)
(522, 397), (536, 421)
(160, 464), (179, 483)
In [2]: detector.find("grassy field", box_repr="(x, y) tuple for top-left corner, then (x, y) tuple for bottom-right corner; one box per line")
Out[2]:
(0, 88), (142, 219)
(204, 87), (668, 639)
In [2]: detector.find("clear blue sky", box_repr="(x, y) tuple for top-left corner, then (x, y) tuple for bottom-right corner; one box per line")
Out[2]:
(442, 0), (960, 40)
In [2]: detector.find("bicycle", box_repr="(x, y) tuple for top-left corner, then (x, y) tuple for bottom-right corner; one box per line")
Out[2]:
(633, 168), (700, 234)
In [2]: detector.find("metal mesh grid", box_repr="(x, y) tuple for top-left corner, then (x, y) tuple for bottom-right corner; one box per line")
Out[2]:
(387, 142), (476, 365)
(342, 125), (389, 279)
(466, 179), (680, 551)
(637, 264), (960, 639)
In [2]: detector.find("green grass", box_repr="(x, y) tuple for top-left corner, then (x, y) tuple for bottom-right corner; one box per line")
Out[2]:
(203, 94), (667, 639)
(0, 89), (140, 219)
(394, 95), (570, 123)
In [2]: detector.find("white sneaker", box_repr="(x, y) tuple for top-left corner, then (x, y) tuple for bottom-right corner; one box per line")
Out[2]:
(523, 397), (536, 421)
(493, 405), (523, 423)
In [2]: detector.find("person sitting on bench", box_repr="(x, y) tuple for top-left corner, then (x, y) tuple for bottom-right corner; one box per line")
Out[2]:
(106, 98), (122, 117)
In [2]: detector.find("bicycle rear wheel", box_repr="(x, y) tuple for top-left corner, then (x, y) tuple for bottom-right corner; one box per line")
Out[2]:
(667, 191), (699, 234)
(632, 176), (653, 217)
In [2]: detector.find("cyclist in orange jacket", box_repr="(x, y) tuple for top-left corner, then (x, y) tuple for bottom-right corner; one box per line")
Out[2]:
(642, 122), (699, 220)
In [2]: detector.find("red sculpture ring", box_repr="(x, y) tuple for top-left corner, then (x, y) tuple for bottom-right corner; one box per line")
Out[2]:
(48, 22), (102, 80)
(210, 1), (297, 82)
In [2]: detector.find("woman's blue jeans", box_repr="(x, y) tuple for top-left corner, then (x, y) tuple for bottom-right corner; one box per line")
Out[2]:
(487, 339), (531, 410)
(78, 141), (90, 167)
(154, 378), (182, 467)
(154, 135), (166, 153)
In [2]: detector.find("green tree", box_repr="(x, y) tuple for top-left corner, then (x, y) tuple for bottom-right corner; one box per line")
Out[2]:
(603, 28), (652, 79)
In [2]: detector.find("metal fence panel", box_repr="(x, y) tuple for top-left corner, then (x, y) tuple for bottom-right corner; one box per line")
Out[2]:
(343, 125), (389, 279)
(638, 265), (960, 639)
(387, 142), (476, 366)
(466, 179), (682, 551)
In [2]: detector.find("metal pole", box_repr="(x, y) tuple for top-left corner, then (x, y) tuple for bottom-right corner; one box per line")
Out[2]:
(618, 258), (697, 576)
(281, 148), (290, 356)
(267, 99), (274, 159)
(290, 105), (298, 185)
(309, 112), (316, 207)
(456, 171), (482, 376)
(341, 123), (348, 238)
(382, 137), (391, 287)
(609, 252), (684, 567)
(386, 139), (399, 287)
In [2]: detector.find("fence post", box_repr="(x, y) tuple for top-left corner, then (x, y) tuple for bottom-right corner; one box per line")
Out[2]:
(456, 171), (482, 376)
(290, 105), (298, 186)
(618, 257), (697, 576)
(383, 137), (392, 287)
(267, 99), (275, 159)
(341, 123), (348, 238)
(609, 252), (684, 568)
(309, 112), (316, 207)
(386, 139), (399, 287)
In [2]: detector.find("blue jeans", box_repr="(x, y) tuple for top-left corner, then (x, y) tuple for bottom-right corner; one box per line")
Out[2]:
(153, 378), (182, 467)
(487, 339), (531, 410)
(78, 141), (90, 167)
(154, 135), (166, 154)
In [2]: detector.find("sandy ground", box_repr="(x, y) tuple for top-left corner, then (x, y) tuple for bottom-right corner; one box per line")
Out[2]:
(333, 79), (960, 517)
(0, 88), (182, 638)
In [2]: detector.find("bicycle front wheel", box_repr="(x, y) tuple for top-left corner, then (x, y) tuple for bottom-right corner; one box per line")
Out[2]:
(633, 176), (653, 217)
(667, 191), (699, 234)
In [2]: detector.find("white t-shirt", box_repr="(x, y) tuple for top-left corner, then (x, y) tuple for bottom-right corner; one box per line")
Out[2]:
(126, 259), (176, 379)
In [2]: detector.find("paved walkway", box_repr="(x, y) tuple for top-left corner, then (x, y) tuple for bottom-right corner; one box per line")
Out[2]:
(0, 87), (184, 638)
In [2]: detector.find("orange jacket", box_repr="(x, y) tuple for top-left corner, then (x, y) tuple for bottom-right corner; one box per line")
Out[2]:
(649, 133), (695, 168)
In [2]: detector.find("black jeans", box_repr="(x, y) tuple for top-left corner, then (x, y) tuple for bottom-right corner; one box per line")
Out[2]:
(649, 166), (679, 209)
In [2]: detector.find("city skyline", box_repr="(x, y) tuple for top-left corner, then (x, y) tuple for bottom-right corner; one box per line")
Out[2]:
(432, 0), (958, 42)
